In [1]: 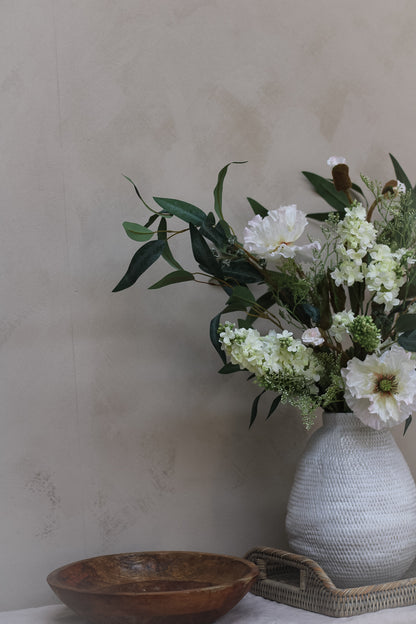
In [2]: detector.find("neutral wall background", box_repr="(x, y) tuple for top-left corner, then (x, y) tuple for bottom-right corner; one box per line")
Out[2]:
(2, 0), (416, 611)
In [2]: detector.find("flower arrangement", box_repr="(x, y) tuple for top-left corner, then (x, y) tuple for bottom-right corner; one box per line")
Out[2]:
(113, 155), (416, 431)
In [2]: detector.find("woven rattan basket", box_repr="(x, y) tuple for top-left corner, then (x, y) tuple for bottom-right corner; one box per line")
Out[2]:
(245, 546), (416, 617)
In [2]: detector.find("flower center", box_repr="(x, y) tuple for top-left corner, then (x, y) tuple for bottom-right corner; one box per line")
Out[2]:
(374, 373), (398, 395)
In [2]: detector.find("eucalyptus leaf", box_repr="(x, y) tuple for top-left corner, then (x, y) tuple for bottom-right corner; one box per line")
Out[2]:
(218, 363), (242, 374)
(222, 260), (264, 285)
(306, 211), (334, 222)
(153, 197), (207, 226)
(157, 217), (183, 270)
(210, 313), (226, 363)
(303, 171), (349, 212)
(398, 329), (416, 352)
(123, 174), (158, 213)
(148, 270), (194, 290)
(122, 222), (154, 242)
(200, 213), (228, 248)
(214, 161), (247, 221)
(389, 154), (413, 191)
(144, 213), (160, 228)
(404, 415), (412, 436)
(395, 314), (416, 333)
(266, 395), (281, 420)
(247, 197), (268, 218)
(226, 285), (256, 307)
(247, 290), (276, 323)
(112, 240), (166, 292)
(249, 390), (266, 428)
(189, 224), (223, 278)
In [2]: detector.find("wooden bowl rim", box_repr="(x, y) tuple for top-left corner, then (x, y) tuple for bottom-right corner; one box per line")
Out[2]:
(47, 550), (259, 596)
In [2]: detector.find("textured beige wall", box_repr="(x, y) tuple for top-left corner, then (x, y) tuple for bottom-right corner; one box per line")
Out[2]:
(2, 0), (416, 611)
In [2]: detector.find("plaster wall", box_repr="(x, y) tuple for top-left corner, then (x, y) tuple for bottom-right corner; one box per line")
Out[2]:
(1, 0), (416, 610)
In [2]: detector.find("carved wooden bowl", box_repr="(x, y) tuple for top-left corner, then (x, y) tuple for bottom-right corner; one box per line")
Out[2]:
(47, 551), (258, 624)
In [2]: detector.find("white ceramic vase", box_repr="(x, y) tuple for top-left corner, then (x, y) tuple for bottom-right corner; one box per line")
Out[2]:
(285, 412), (416, 588)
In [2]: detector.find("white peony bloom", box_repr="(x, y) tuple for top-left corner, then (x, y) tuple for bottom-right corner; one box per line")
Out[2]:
(243, 205), (320, 261)
(341, 347), (416, 429)
(302, 327), (325, 347)
(327, 156), (346, 167)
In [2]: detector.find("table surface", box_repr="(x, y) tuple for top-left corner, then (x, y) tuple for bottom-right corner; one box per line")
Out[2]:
(2, 594), (416, 623)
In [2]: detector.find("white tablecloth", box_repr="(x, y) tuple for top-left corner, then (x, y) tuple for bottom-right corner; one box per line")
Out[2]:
(2, 594), (416, 623)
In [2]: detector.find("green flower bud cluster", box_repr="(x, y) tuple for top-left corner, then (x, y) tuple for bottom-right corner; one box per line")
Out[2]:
(349, 315), (381, 352)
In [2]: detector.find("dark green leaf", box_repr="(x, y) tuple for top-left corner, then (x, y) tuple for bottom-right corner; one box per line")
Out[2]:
(214, 161), (247, 220)
(237, 318), (253, 329)
(200, 213), (228, 248)
(123, 174), (157, 213)
(317, 275), (331, 329)
(303, 171), (349, 212)
(247, 197), (268, 218)
(249, 390), (266, 428)
(148, 270), (194, 290)
(306, 211), (334, 222)
(247, 291), (276, 322)
(144, 213), (160, 228)
(299, 303), (320, 325)
(349, 282), (364, 316)
(113, 240), (166, 292)
(218, 218), (232, 239)
(210, 313), (226, 363)
(389, 154), (413, 191)
(226, 285), (256, 307)
(328, 271), (346, 313)
(218, 363), (242, 374)
(395, 314), (416, 333)
(153, 197), (207, 226)
(398, 329), (416, 352)
(122, 222), (154, 242)
(404, 415), (412, 436)
(222, 260), (264, 285)
(157, 217), (183, 270)
(266, 395), (281, 420)
(189, 224), (223, 278)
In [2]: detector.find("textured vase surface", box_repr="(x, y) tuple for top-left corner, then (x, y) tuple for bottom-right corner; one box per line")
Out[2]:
(285, 412), (416, 588)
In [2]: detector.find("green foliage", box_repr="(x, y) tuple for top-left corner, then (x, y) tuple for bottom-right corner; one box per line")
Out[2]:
(114, 155), (416, 428)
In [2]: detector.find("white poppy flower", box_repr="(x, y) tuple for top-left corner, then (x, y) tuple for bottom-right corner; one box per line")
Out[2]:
(243, 205), (320, 261)
(302, 327), (325, 347)
(327, 156), (346, 167)
(341, 347), (416, 429)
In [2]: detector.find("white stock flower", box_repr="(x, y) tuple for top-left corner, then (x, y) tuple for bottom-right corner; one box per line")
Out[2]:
(327, 156), (346, 167)
(330, 203), (377, 288)
(341, 347), (416, 430)
(301, 327), (325, 346)
(329, 311), (355, 343)
(243, 205), (320, 261)
(219, 323), (322, 387)
(365, 244), (407, 313)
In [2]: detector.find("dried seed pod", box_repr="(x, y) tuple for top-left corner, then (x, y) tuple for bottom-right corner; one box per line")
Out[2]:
(332, 164), (352, 191)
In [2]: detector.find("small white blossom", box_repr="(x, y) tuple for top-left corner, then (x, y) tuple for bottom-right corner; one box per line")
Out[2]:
(219, 323), (322, 389)
(331, 260), (364, 287)
(327, 156), (346, 167)
(366, 244), (407, 313)
(329, 311), (355, 343)
(397, 181), (406, 194)
(342, 346), (416, 429)
(243, 205), (320, 261)
(302, 327), (325, 346)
